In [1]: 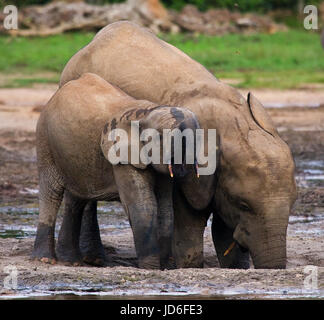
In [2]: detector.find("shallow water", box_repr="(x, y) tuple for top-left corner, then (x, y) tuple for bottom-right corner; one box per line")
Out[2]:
(1, 282), (323, 300)
(0, 201), (129, 239)
(296, 159), (324, 188)
(0, 227), (35, 239)
(0, 206), (38, 239)
(2, 291), (323, 300)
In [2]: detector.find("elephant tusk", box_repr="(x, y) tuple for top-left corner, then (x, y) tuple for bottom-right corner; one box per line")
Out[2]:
(195, 163), (199, 178)
(223, 241), (236, 256)
(168, 164), (173, 178)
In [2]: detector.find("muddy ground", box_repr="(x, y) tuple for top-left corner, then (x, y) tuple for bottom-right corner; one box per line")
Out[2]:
(0, 86), (323, 299)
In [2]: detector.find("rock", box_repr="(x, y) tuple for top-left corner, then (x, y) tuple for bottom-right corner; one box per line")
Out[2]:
(236, 17), (257, 28)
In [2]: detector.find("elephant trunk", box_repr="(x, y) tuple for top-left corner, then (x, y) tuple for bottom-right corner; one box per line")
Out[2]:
(249, 233), (287, 269)
(233, 213), (289, 269)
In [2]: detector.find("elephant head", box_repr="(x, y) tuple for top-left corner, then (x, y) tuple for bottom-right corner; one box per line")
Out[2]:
(99, 104), (200, 269)
(213, 93), (297, 269)
(100, 105), (200, 178)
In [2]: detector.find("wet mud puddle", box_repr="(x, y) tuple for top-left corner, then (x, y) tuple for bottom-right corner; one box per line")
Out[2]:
(0, 203), (129, 240)
(296, 160), (324, 186)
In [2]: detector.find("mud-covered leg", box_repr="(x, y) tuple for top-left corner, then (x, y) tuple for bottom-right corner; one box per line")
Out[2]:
(32, 170), (64, 263)
(212, 213), (250, 269)
(80, 201), (106, 266)
(172, 188), (209, 268)
(56, 191), (86, 264)
(114, 165), (160, 269)
(155, 174), (176, 270)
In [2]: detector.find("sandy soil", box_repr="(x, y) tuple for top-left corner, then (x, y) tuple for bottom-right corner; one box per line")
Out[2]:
(0, 86), (323, 299)
(1, 86), (324, 132)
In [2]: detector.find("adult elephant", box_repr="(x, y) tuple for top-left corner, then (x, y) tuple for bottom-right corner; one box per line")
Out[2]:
(32, 73), (200, 269)
(60, 21), (297, 269)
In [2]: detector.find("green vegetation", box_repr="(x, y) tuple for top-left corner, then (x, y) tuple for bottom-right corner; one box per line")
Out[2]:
(164, 31), (324, 88)
(0, 32), (94, 72)
(0, 30), (323, 89)
(2, 77), (60, 88)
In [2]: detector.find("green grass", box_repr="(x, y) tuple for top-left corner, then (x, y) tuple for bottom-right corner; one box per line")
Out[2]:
(2, 77), (60, 88)
(163, 31), (324, 88)
(0, 32), (94, 73)
(0, 30), (323, 88)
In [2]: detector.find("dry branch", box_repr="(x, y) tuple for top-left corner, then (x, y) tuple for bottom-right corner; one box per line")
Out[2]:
(0, 0), (286, 37)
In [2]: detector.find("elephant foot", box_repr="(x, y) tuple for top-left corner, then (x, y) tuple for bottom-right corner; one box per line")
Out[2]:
(60, 260), (84, 267)
(32, 253), (57, 264)
(55, 245), (83, 266)
(56, 255), (83, 266)
(161, 256), (176, 270)
(80, 240), (106, 267)
(79, 200), (106, 267)
(31, 256), (57, 265)
(138, 255), (160, 269)
(32, 224), (56, 263)
(82, 255), (105, 267)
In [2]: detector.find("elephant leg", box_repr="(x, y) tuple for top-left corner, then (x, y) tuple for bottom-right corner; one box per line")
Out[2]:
(79, 200), (106, 266)
(173, 188), (209, 268)
(212, 212), (250, 269)
(155, 174), (176, 270)
(56, 191), (86, 265)
(32, 169), (64, 263)
(114, 165), (160, 269)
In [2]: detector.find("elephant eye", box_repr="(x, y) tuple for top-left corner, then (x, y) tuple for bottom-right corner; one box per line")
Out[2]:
(238, 201), (251, 212)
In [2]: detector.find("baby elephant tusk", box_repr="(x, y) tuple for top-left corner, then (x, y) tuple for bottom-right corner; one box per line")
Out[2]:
(223, 241), (236, 256)
(168, 164), (173, 178)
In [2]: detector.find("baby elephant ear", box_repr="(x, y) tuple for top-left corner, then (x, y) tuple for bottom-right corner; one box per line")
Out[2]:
(100, 120), (147, 170)
(247, 92), (278, 137)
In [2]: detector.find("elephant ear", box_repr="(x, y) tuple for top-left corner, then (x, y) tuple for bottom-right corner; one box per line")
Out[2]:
(100, 117), (147, 169)
(247, 92), (278, 137)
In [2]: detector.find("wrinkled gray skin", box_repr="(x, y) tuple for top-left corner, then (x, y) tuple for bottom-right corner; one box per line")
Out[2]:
(32, 73), (200, 269)
(60, 21), (297, 269)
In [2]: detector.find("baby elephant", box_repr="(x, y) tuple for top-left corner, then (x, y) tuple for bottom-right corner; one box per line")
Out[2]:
(32, 73), (200, 269)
